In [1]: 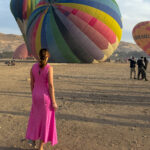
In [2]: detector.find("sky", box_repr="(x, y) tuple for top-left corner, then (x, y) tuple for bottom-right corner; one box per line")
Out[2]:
(0, 0), (150, 43)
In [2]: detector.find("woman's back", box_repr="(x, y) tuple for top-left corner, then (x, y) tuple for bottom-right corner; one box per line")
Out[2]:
(32, 63), (51, 107)
(32, 63), (50, 90)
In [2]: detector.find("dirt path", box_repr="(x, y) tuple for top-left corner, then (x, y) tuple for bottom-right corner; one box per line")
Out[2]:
(0, 62), (150, 150)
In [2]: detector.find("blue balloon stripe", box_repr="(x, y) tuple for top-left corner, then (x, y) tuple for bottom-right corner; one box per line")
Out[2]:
(92, 0), (120, 16)
(46, 9), (67, 62)
(18, 0), (23, 20)
(10, 0), (23, 20)
(41, 13), (48, 49)
(10, 0), (16, 18)
(56, 0), (122, 28)
(56, 0), (121, 17)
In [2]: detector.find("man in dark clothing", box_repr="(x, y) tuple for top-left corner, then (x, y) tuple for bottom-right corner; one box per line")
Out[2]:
(128, 56), (136, 79)
(137, 57), (148, 81)
(144, 57), (148, 70)
(142, 57), (149, 80)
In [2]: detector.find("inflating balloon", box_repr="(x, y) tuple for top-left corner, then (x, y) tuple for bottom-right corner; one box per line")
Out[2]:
(133, 21), (150, 56)
(25, 0), (123, 63)
(10, 0), (41, 56)
(10, 0), (122, 63)
(13, 44), (28, 59)
(10, 0), (41, 37)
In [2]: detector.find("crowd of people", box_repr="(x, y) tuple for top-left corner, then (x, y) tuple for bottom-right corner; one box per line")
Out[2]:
(128, 56), (148, 81)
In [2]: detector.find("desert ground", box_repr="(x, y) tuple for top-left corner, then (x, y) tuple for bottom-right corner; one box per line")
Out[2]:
(0, 61), (150, 150)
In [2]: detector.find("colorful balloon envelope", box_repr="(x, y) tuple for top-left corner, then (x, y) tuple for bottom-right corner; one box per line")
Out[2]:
(13, 44), (29, 59)
(10, 0), (41, 37)
(12, 0), (123, 63)
(133, 21), (150, 56)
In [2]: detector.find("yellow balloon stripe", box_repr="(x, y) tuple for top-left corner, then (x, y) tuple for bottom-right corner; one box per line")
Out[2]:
(27, 1), (31, 19)
(35, 11), (47, 56)
(57, 3), (122, 41)
(36, 4), (49, 9)
(96, 38), (119, 62)
(111, 37), (119, 50)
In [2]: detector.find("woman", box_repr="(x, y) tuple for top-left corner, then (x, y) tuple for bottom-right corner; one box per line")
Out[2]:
(26, 49), (58, 150)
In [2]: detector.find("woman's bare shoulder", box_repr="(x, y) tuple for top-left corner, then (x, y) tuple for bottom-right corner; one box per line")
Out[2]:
(48, 65), (53, 73)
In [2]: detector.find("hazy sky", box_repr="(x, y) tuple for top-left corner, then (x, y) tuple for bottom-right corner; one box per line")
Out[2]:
(1, 0), (150, 43)
(116, 0), (150, 43)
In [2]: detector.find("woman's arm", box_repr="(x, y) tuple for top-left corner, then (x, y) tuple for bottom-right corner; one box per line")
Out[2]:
(48, 66), (58, 111)
(30, 68), (34, 92)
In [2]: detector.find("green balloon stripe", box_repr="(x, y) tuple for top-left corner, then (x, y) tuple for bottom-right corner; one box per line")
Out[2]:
(112, 0), (118, 7)
(50, 8), (80, 63)
(31, 0), (35, 11)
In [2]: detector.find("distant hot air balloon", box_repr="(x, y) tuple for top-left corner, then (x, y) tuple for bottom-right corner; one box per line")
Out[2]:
(25, 0), (123, 63)
(13, 44), (28, 59)
(133, 21), (150, 56)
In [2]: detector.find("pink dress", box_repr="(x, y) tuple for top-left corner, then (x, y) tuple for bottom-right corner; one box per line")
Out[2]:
(26, 63), (58, 146)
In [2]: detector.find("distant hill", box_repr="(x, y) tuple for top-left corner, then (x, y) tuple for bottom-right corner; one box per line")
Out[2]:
(111, 41), (149, 60)
(0, 33), (24, 53)
(0, 33), (148, 59)
(116, 41), (142, 53)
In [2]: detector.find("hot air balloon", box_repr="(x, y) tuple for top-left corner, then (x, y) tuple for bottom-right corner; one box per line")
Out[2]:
(13, 44), (29, 59)
(133, 21), (150, 56)
(10, 0), (42, 56)
(10, 0), (41, 37)
(12, 0), (123, 63)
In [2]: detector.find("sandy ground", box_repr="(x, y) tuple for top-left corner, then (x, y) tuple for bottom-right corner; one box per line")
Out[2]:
(0, 62), (150, 150)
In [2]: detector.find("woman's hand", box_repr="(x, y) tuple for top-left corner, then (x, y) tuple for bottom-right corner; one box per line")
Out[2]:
(52, 102), (58, 111)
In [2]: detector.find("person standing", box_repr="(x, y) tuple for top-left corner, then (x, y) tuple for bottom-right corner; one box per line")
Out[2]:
(26, 48), (58, 150)
(144, 57), (148, 70)
(142, 57), (149, 80)
(137, 57), (148, 81)
(128, 56), (136, 79)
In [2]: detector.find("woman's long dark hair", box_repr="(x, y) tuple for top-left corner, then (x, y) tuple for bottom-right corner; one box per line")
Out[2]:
(39, 48), (50, 68)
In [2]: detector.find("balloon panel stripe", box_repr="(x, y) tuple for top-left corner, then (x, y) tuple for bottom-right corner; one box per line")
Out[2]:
(26, 16), (38, 57)
(31, 14), (43, 59)
(27, 1), (31, 19)
(56, 0), (121, 17)
(55, 3), (122, 41)
(90, 0), (120, 16)
(54, 8), (95, 62)
(35, 12), (46, 56)
(54, 8), (104, 61)
(51, 8), (80, 63)
(46, 11), (67, 62)
(27, 6), (47, 34)
(23, 0), (27, 19)
(57, 5), (117, 44)
(55, 0), (122, 27)
(10, 0), (41, 21)
(56, 0), (120, 16)
(67, 13), (109, 51)
(41, 13), (48, 50)
(18, 0), (23, 20)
